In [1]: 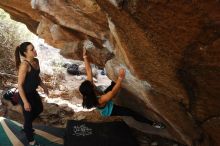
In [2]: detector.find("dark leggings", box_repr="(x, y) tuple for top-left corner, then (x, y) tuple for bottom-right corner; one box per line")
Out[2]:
(104, 81), (153, 125)
(19, 91), (43, 142)
(111, 104), (153, 125)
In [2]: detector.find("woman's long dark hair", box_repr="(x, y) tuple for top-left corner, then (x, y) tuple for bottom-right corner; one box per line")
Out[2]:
(79, 80), (98, 109)
(15, 42), (32, 70)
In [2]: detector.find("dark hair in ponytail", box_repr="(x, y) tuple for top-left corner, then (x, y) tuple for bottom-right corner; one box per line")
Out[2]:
(15, 42), (32, 70)
(79, 80), (98, 109)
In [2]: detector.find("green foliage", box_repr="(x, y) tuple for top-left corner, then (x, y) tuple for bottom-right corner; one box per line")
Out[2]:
(0, 8), (36, 75)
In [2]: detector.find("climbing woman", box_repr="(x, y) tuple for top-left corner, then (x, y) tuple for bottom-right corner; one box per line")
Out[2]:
(79, 47), (165, 129)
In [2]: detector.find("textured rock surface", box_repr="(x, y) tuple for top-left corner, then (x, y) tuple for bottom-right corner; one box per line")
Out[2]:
(0, 0), (220, 145)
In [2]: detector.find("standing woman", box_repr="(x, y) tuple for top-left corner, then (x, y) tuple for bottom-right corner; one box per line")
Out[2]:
(15, 42), (49, 146)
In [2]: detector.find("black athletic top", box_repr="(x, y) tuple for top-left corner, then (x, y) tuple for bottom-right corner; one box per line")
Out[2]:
(23, 60), (41, 93)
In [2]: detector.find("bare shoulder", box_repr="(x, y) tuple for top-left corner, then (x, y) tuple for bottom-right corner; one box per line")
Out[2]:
(19, 61), (29, 71)
(20, 61), (29, 67)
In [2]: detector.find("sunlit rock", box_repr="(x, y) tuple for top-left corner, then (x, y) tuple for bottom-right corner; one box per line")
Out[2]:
(0, 0), (220, 145)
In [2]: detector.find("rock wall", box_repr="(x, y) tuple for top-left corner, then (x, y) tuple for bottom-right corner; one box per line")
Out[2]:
(0, 0), (220, 145)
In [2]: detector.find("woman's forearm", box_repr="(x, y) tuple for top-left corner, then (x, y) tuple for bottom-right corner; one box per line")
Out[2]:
(99, 78), (122, 104)
(84, 56), (93, 81)
(109, 77), (123, 97)
(84, 57), (91, 72)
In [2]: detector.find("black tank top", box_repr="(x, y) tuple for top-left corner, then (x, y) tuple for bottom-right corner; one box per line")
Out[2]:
(23, 60), (41, 93)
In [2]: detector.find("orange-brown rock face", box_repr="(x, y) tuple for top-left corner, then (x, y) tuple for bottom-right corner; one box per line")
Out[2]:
(0, 0), (220, 145)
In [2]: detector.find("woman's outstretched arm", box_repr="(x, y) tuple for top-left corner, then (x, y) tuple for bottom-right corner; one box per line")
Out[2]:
(98, 68), (125, 105)
(83, 48), (93, 82)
